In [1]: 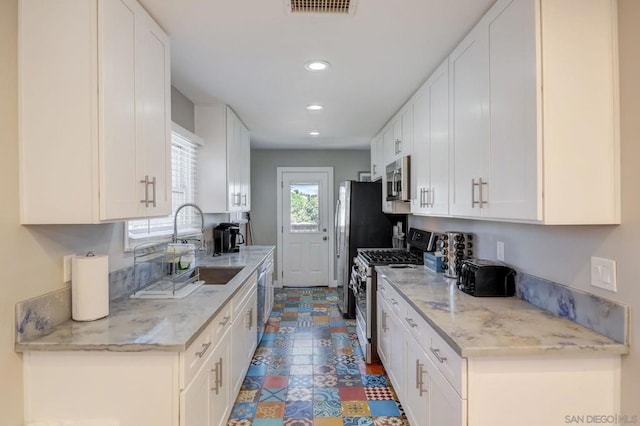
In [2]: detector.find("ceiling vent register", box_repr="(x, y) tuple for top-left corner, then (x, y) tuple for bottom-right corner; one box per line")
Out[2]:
(288, 0), (356, 15)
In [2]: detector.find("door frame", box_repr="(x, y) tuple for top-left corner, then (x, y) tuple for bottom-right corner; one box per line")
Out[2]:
(276, 167), (334, 288)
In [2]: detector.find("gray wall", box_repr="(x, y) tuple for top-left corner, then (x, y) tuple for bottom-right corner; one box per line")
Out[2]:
(249, 149), (370, 247)
(171, 86), (195, 132)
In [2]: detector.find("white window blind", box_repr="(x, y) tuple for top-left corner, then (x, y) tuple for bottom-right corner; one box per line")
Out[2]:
(127, 128), (200, 244)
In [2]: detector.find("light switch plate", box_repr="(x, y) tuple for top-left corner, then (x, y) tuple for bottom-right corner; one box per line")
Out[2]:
(591, 256), (617, 292)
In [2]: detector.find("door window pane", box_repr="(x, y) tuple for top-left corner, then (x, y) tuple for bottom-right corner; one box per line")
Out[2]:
(290, 183), (320, 232)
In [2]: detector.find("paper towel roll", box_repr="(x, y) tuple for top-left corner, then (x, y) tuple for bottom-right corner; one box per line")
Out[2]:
(72, 252), (109, 321)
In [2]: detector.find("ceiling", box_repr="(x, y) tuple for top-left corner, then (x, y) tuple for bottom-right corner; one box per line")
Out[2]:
(139, 0), (496, 149)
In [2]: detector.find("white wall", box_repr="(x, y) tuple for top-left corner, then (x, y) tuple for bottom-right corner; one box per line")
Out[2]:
(410, 0), (640, 411)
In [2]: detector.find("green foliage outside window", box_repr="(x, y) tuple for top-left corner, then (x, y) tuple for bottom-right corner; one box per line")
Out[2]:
(291, 188), (319, 227)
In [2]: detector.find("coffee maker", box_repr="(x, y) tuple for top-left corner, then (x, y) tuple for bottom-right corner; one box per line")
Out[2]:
(213, 223), (245, 255)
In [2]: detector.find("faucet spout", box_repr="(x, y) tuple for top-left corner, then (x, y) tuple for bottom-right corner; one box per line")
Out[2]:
(173, 203), (205, 247)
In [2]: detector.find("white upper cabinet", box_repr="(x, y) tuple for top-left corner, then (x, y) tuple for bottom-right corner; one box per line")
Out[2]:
(196, 104), (251, 213)
(449, 0), (619, 224)
(19, 0), (171, 224)
(370, 135), (384, 181)
(383, 106), (413, 167)
(448, 18), (490, 219)
(412, 60), (450, 216)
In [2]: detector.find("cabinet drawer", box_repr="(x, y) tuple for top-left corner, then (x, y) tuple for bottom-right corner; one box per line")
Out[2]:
(213, 303), (232, 342)
(428, 329), (467, 398)
(233, 271), (257, 316)
(401, 306), (431, 351)
(182, 322), (214, 388)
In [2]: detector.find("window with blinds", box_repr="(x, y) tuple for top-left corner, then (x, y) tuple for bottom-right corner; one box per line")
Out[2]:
(127, 127), (200, 245)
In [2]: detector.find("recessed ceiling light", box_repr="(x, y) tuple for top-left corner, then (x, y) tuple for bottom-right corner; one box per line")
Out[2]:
(305, 60), (330, 71)
(306, 104), (324, 111)
(308, 131), (320, 136)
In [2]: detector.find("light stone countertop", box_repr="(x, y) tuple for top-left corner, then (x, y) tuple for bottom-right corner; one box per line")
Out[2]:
(15, 246), (275, 353)
(376, 266), (629, 357)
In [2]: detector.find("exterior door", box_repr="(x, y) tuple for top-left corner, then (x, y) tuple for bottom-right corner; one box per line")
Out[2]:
(279, 169), (332, 287)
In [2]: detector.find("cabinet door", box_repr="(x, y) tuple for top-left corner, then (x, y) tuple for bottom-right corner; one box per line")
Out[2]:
(427, 61), (450, 216)
(449, 23), (489, 218)
(99, 0), (139, 220)
(399, 105), (413, 157)
(430, 364), (465, 426)
(226, 111), (239, 212)
(411, 88), (429, 215)
(135, 10), (172, 217)
(210, 336), (231, 426)
(376, 294), (391, 366)
(485, 0), (539, 221)
(382, 125), (395, 168)
(405, 336), (431, 426)
(239, 124), (251, 211)
(230, 306), (246, 396)
(370, 136), (383, 181)
(387, 304), (406, 402)
(181, 360), (212, 426)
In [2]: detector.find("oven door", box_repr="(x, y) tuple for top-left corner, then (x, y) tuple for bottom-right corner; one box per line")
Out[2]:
(351, 266), (370, 336)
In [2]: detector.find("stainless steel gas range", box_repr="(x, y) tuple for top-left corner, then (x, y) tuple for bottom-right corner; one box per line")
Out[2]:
(351, 242), (427, 363)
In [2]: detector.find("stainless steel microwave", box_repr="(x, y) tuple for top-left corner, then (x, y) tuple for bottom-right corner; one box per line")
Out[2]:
(386, 156), (410, 202)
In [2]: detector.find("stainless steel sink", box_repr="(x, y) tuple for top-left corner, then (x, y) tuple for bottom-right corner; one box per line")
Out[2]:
(197, 266), (243, 285)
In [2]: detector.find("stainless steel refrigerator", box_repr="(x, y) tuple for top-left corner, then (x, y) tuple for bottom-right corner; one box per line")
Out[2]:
(335, 181), (399, 319)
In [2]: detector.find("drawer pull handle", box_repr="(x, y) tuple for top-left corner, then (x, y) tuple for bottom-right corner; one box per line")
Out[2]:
(246, 308), (253, 330)
(405, 318), (418, 328)
(382, 311), (388, 332)
(195, 342), (211, 358)
(220, 316), (231, 326)
(430, 347), (447, 363)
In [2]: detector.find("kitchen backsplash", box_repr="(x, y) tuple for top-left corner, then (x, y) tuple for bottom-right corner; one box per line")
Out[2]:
(516, 273), (628, 344)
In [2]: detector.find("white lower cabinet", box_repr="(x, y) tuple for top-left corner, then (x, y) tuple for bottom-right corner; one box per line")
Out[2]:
(376, 277), (620, 426)
(181, 332), (230, 426)
(22, 274), (259, 426)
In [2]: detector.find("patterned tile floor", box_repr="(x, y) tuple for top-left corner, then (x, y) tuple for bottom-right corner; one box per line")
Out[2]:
(227, 287), (409, 426)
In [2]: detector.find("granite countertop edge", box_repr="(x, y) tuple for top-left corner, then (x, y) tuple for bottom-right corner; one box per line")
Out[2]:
(376, 266), (629, 358)
(15, 246), (275, 353)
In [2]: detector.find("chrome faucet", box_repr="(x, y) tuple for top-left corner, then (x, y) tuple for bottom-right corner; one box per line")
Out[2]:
(173, 203), (206, 249)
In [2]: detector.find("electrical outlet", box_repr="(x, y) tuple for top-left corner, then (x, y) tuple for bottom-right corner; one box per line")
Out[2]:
(497, 241), (505, 261)
(63, 254), (74, 282)
(591, 257), (617, 292)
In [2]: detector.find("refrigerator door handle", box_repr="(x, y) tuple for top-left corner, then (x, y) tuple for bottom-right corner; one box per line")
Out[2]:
(334, 199), (341, 258)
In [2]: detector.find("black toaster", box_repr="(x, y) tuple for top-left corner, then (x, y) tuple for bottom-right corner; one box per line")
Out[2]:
(457, 259), (516, 297)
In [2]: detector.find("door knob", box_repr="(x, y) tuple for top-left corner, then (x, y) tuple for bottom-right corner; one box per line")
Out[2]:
(322, 228), (327, 232)
(323, 236), (328, 241)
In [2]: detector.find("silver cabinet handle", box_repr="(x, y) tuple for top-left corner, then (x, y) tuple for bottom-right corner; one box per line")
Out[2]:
(150, 176), (157, 207)
(140, 176), (150, 207)
(405, 317), (418, 328)
(416, 359), (426, 396)
(479, 178), (488, 207)
(428, 187), (434, 207)
(471, 179), (480, 208)
(242, 194), (247, 206)
(430, 347), (447, 363)
(382, 311), (388, 332)
(219, 316), (231, 326)
(195, 341), (211, 358)
(246, 308), (253, 329)
(211, 357), (223, 394)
